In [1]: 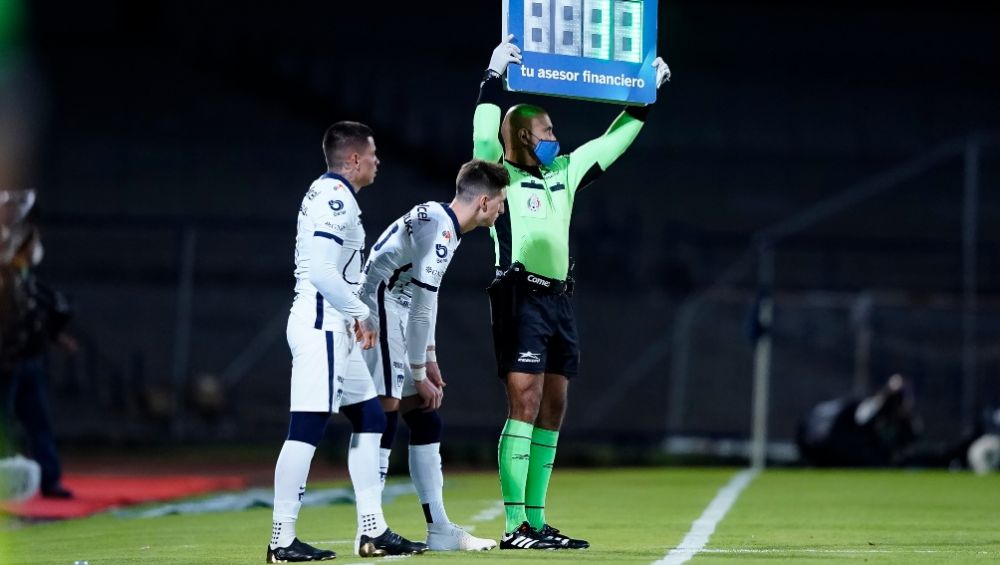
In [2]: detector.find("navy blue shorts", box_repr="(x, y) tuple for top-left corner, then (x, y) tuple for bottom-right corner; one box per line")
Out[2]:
(488, 283), (580, 379)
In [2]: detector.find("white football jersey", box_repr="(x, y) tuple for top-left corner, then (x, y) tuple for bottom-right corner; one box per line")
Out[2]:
(360, 201), (462, 365)
(361, 201), (462, 302)
(290, 172), (367, 331)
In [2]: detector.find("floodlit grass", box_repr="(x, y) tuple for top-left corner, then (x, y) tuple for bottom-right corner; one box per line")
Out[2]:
(704, 469), (1000, 564)
(2, 467), (999, 564)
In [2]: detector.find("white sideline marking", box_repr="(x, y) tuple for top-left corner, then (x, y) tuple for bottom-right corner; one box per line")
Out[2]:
(653, 468), (759, 565)
(700, 548), (998, 556)
(459, 500), (504, 533)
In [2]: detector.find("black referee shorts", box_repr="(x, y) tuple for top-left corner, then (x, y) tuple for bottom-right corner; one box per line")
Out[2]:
(487, 279), (580, 379)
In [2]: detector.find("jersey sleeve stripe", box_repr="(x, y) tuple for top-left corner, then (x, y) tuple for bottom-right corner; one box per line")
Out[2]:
(410, 278), (439, 292)
(373, 224), (399, 251)
(376, 282), (394, 394)
(314, 231), (344, 245)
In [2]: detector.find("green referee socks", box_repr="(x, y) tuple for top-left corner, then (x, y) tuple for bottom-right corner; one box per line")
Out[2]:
(525, 427), (559, 530)
(498, 418), (534, 532)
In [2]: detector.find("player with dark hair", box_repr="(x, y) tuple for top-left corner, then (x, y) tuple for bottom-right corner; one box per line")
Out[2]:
(357, 159), (508, 552)
(267, 121), (426, 562)
(474, 36), (671, 550)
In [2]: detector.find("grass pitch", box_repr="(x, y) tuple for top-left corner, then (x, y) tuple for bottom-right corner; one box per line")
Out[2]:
(2, 467), (998, 564)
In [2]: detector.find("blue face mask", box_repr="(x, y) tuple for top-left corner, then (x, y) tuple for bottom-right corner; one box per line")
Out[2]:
(530, 134), (560, 167)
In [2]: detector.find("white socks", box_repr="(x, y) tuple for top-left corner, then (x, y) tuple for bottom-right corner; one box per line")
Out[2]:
(271, 440), (315, 549)
(350, 432), (388, 536)
(409, 442), (449, 529)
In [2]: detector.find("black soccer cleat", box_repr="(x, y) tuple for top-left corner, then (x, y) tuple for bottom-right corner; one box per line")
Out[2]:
(539, 523), (590, 549)
(499, 521), (564, 550)
(266, 538), (336, 562)
(356, 528), (428, 557)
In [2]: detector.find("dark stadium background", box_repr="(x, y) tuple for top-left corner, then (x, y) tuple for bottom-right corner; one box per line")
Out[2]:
(8, 1), (1000, 463)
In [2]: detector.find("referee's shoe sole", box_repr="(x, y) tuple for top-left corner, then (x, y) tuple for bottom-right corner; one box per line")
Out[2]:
(499, 522), (564, 550)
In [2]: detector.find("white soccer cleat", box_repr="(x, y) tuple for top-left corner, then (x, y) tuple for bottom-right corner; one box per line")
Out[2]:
(427, 523), (497, 551)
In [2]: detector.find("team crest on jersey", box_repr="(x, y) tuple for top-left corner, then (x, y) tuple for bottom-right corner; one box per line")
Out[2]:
(525, 194), (546, 218)
(442, 230), (451, 240)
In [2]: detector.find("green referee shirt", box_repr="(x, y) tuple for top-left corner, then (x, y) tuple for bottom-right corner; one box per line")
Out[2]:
(473, 75), (650, 281)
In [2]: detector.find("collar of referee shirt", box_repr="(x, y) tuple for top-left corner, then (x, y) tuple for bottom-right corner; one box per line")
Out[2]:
(320, 171), (357, 195)
(438, 202), (462, 240)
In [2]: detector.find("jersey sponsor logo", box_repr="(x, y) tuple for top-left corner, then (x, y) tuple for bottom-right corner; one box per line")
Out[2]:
(307, 188), (318, 200)
(329, 200), (346, 215)
(424, 266), (444, 280)
(435, 244), (448, 258)
(416, 205), (431, 221)
(526, 274), (550, 287)
(299, 204), (307, 215)
(518, 351), (542, 363)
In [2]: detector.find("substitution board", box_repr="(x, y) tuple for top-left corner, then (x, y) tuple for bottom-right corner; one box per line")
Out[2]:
(503, 0), (659, 105)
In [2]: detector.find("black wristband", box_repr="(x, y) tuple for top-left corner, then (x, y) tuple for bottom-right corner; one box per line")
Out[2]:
(477, 70), (504, 106)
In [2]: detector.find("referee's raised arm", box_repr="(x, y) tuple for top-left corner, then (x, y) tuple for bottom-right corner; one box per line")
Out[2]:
(568, 57), (672, 193)
(473, 35), (521, 163)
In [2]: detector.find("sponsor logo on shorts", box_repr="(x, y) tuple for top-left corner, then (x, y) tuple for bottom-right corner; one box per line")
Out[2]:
(526, 275), (550, 287)
(518, 351), (541, 363)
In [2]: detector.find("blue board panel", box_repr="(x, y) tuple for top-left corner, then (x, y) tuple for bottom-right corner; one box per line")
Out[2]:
(505, 0), (658, 105)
